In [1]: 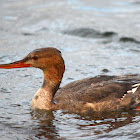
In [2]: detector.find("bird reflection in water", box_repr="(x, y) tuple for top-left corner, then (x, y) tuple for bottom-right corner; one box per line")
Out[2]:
(30, 109), (140, 138)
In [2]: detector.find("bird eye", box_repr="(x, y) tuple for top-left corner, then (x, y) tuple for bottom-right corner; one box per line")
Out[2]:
(32, 56), (38, 60)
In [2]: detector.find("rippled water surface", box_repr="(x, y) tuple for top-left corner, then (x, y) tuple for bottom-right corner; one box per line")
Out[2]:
(0, 0), (140, 139)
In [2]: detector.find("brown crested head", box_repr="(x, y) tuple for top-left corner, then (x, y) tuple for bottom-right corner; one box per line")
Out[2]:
(26, 47), (64, 70)
(0, 47), (65, 75)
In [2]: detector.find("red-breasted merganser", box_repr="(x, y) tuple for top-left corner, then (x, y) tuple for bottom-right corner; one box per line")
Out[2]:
(0, 47), (140, 113)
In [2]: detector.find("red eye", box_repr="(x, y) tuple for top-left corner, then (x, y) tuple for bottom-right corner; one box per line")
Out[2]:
(32, 56), (38, 60)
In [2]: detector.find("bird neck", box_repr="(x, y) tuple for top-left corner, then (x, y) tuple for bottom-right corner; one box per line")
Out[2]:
(31, 66), (64, 110)
(42, 66), (64, 100)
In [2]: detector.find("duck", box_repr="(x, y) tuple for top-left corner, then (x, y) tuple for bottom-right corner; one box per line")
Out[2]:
(0, 47), (140, 113)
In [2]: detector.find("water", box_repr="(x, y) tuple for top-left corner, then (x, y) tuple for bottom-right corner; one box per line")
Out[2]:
(0, 0), (140, 139)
